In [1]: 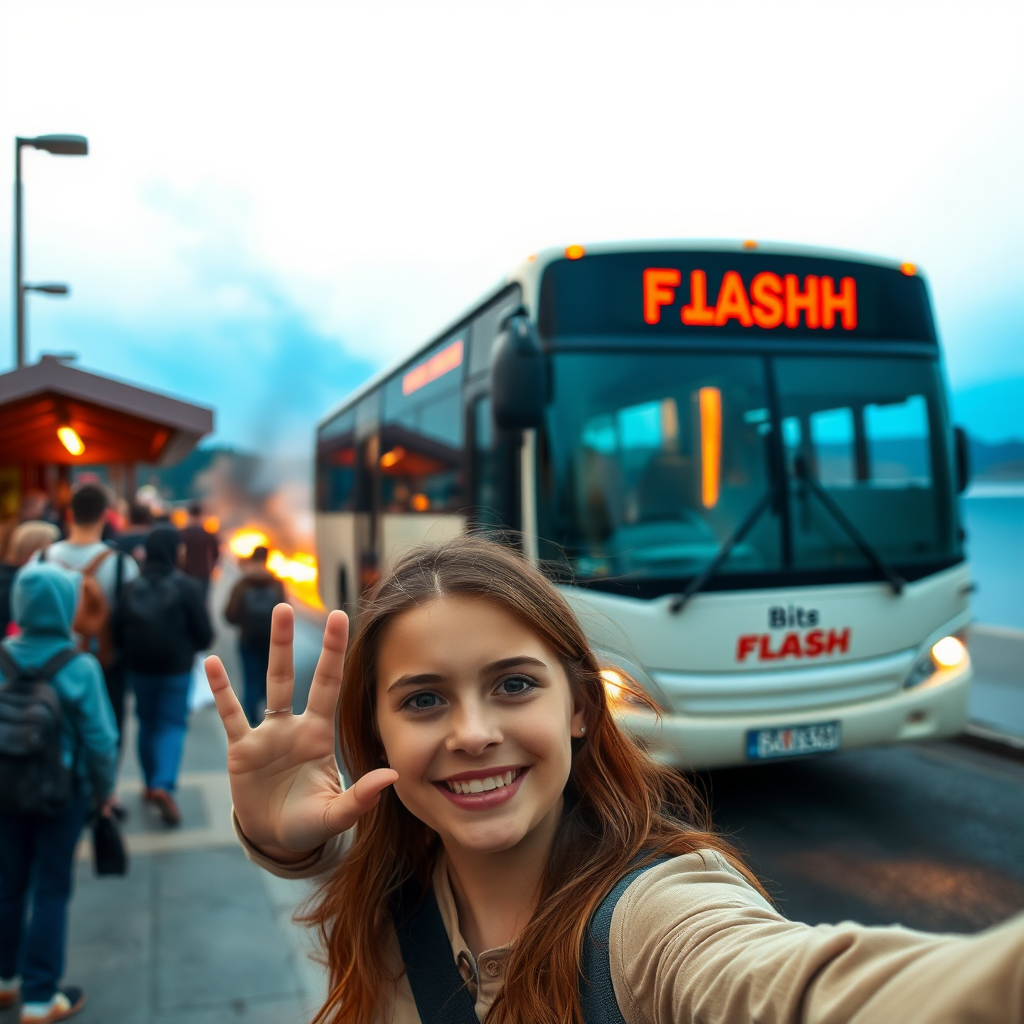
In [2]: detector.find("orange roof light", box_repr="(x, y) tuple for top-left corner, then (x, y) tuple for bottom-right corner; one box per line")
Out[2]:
(564, 244), (585, 260)
(742, 239), (758, 250)
(900, 262), (917, 276)
(57, 426), (85, 456)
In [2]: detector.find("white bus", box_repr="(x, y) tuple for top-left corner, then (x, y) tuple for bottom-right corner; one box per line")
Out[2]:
(315, 241), (972, 769)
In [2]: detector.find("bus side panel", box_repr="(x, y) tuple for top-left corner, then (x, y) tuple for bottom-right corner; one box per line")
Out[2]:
(381, 513), (468, 575)
(316, 511), (360, 612)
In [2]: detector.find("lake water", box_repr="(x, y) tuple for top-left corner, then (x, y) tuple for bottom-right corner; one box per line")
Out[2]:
(962, 489), (1024, 630)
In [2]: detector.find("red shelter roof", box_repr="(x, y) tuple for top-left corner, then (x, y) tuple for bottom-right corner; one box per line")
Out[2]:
(0, 356), (214, 466)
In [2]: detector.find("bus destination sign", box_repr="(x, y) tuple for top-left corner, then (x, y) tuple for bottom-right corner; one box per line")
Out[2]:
(539, 251), (936, 343)
(643, 268), (857, 330)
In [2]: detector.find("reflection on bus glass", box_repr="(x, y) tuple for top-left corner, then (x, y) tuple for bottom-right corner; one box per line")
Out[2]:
(402, 338), (464, 396)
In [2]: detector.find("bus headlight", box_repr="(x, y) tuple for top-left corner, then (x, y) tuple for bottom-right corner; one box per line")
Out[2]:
(931, 635), (967, 669)
(904, 634), (968, 689)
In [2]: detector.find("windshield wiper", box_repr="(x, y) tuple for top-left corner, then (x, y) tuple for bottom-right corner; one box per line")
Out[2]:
(793, 454), (905, 595)
(669, 489), (774, 614)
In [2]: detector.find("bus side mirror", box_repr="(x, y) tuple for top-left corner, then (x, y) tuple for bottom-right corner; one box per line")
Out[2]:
(954, 426), (971, 494)
(490, 312), (547, 430)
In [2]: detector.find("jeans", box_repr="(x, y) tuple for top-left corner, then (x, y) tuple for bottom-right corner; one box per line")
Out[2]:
(239, 643), (269, 727)
(129, 670), (191, 793)
(103, 660), (127, 752)
(0, 797), (88, 1002)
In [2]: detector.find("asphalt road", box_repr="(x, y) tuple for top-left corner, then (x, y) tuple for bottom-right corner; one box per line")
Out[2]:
(703, 739), (1024, 933)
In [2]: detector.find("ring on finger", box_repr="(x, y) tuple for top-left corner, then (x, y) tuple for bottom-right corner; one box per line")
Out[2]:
(264, 707), (294, 716)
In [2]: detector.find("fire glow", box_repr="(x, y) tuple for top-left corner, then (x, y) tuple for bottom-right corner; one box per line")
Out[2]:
(228, 528), (323, 610)
(643, 268), (857, 330)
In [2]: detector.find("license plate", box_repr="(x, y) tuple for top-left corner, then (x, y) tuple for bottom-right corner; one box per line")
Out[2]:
(747, 721), (841, 760)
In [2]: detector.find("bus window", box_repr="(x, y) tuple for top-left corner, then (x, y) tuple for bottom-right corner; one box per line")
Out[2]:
(316, 409), (358, 512)
(865, 394), (931, 486)
(381, 334), (466, 513)
(776, 356), (955, 569)
(809, 407), (856, 487)
(471, 396), (516, 532)
(538, 352), (778, 581)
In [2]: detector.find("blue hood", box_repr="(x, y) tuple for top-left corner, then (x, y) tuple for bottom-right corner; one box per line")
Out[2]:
(11, 562), (80, 637)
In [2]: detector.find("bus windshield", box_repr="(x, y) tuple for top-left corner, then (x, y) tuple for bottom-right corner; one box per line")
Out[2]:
(537, 351), (959, 591)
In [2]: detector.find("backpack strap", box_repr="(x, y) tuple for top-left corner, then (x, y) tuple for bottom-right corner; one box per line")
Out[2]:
(579, 856), (671, 1024)
(82, 548), (114, 576)
(0, 645), (79, 688)
(394, 880), (478, 1024)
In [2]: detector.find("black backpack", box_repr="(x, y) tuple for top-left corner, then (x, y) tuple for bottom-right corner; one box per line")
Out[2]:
(0, 645), (80, 815)
(119, 574), (187, 668)
(242, 583), (278, 651)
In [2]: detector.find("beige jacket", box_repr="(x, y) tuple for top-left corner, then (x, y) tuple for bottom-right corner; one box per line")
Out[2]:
(234, 817), (1024, 1023)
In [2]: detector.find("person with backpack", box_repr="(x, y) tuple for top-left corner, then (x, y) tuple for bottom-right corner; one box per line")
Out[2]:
(1, 522), (61, 637)
(38, 484), (139, 751)
(112, 526), (213, 826)
(206, 537), (1024, 1024)
(224, 545), (286, 726)
(0, 563), (118, 1024)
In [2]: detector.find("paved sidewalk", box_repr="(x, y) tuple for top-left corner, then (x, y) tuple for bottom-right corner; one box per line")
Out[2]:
(0, 578), (329, 1024)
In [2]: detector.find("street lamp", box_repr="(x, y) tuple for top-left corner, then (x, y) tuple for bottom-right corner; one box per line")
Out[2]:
(13, 134), (88, 367)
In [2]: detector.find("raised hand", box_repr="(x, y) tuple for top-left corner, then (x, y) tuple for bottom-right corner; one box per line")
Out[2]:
(206, 605), (397, 863)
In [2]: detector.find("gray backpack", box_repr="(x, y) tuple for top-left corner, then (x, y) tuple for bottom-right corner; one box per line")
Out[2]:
(0, 645), (79, 815)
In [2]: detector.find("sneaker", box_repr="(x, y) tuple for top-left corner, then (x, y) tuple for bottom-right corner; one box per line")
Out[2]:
(19, 986), (85, 1023)
(149, 788), (182, 826)
(0, 976), (19, 1009)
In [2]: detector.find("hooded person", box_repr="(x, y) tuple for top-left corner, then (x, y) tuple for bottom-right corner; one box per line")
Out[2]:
(0, 563), (118, 1024)
(112, 527), (213, 825)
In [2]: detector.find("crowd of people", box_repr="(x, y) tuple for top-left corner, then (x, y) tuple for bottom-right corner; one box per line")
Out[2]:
(0, 482), (287, 1024)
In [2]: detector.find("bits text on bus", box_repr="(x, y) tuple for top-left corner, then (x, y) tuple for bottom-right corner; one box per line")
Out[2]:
(768, 605), (820, 629)
(643, 268), (857, 330)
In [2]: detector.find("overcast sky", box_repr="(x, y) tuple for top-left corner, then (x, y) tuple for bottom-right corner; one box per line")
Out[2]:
(1, 0), (1021, 452)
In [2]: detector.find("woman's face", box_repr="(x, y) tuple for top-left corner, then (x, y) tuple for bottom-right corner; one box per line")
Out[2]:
(375, 596), (586, 855)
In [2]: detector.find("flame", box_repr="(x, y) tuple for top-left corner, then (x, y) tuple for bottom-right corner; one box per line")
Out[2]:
(228, 528), (323, 611)
(229, 529), (271, 559)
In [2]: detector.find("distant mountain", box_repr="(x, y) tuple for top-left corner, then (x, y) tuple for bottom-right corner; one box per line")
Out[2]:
(952, 377), (1024, 443)
(970, 439), (1024, 482)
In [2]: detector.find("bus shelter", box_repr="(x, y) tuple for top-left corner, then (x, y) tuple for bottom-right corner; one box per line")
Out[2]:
(0, 355), (214, 528)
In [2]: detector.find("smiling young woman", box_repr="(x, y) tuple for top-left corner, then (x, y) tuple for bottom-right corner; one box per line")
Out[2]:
(205, 537), (1024, 1024)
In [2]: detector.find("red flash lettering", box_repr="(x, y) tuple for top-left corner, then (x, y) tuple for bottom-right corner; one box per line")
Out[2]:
(643, 268), (681, 325)
(736, 635), (758, 662)
(804, 629), (825, 656)
(682, 270), (716, 325)
(820, 276), (857, 330)
(751, 272), (784, 328)
(714, 271), (754, 327)
(758, 635), (781, 661)
(825, 628), (850, 654)
(778, 632), (803, 659)
(785, 274), (821, 328)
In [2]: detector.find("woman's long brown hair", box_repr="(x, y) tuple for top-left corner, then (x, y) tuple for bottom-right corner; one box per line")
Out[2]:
(305, 535), (763, 1024)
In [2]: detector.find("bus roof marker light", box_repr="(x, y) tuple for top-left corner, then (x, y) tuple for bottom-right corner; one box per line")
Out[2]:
(742, 240), (758, 249)
(564, 244), (585, 260)
(698, 386), (722, 509)
(900, 262), (917, 276)
(931, 635), (966, 669)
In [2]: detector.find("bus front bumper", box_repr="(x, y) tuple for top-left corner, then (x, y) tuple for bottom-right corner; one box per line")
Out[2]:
(613, 663), (972, 771)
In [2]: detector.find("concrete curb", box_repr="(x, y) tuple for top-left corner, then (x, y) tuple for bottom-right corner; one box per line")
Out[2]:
(957, 722), (1024, 763)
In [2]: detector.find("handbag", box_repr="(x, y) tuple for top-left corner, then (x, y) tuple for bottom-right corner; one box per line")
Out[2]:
(91, 811), (129, 875)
